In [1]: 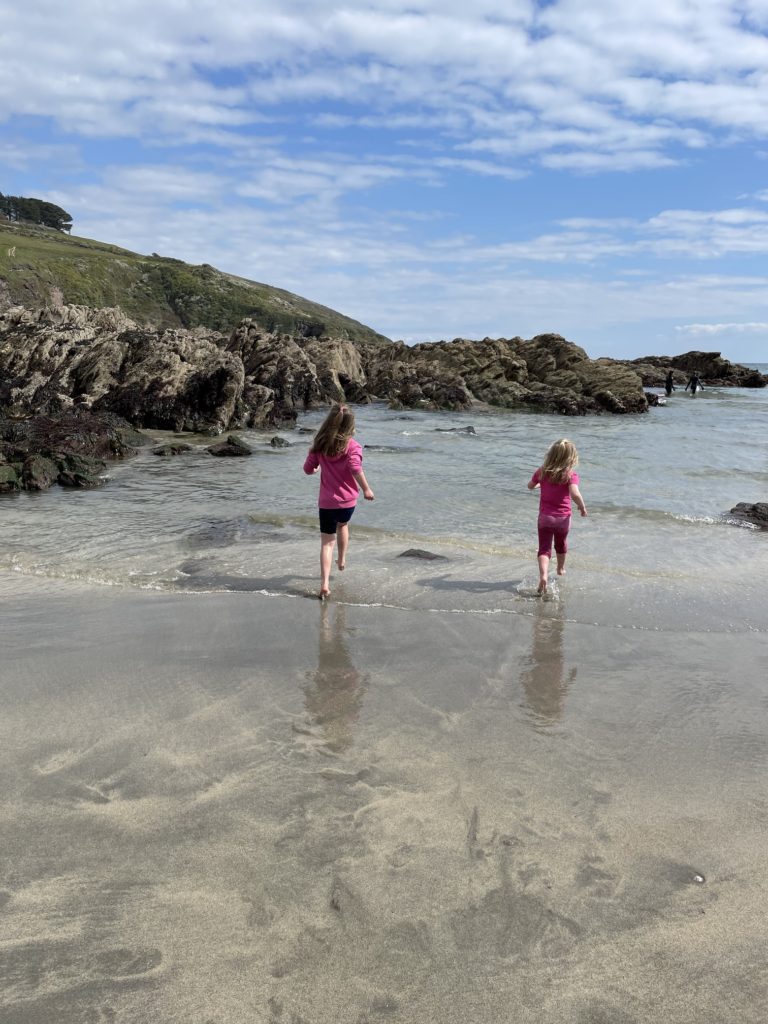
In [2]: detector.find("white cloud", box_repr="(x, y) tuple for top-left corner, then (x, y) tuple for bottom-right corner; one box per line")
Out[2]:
(3, 1), (768, 173)
(675, 322), (768, 335)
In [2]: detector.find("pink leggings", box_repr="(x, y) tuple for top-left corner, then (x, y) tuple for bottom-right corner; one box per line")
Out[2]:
(537, 514), (571, 558)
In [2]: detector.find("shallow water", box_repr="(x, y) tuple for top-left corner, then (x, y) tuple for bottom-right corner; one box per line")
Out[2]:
(1, 381), (767, 633)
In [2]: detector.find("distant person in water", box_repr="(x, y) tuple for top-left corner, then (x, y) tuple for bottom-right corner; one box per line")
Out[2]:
(684, 371), (703, 396)
(527, 439), (587, 595)
(303, 404), (374, 600)
(665, 370), (676, 397)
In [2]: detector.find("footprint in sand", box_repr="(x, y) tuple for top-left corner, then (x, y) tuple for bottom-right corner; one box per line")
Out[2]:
(34, 748), (88, 775)
(94, 947), (163, 980)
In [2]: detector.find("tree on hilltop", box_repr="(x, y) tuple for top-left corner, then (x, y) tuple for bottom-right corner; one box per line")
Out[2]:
(0, 192), (73, 232)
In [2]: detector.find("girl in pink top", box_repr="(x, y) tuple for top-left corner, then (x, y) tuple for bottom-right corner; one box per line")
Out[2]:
(527, 439), (587, 595)
(303, 404), (375, 600)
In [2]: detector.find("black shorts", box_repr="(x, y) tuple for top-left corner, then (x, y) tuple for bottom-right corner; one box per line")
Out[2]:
(319, 506), (355, 534)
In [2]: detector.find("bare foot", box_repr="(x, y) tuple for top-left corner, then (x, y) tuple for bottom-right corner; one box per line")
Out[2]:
(557, 567), (566, 576)
(337, 558), (345, 571)
(319, 587), (331, 601)
(537, 578), (548, 595)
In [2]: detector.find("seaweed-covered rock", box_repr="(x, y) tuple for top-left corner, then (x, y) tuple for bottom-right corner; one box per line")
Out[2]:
(56, 453), (106, 488)
(0, 408), (148, 491)
(0, 464), (20, 492)
(22, 454), (59, 490)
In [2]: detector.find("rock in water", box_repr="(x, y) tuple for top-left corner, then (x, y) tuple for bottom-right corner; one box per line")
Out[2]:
(727, 502), (768, 528)
(56, 453), (106, 488)
(207, 435), (253, 457)
(0, 408), (147, 491)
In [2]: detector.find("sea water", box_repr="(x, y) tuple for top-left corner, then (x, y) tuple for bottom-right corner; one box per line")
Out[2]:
(1, 375), (766, 635)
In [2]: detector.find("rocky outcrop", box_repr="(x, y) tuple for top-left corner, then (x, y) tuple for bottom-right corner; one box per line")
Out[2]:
(1, 304), (651, 429)
(0, 305), (243, 432)
(623, 351), (766, 389)
(360, 333), (648, 415)
(0, 407), (150, 491)
(15, 310), (754, 427)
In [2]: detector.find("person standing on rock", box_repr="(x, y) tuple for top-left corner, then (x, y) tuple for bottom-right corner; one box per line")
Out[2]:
(303, 404), (374, 600)
(528, 439), (587, 595)
(665, 370), (675, 397)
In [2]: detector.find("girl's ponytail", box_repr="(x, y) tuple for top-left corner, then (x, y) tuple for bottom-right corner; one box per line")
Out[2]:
(311, 403), (356, 456)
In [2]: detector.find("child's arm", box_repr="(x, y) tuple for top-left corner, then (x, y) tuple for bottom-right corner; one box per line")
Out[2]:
(527, 468), (541, 491)
(353, 470), (374, 500)
(303, 449), (319, 475)
(570, 483), (587, 517)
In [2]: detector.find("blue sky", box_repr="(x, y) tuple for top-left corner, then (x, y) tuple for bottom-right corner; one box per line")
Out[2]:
(2, 0), (768, 360)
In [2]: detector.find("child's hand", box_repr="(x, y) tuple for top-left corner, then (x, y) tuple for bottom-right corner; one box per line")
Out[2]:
(580, 507), (588, 517)
(363, 488), (375, 501)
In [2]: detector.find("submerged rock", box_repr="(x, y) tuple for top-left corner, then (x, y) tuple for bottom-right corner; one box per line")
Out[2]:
(270, 436), (292, 448)
(434, 425), (477, 434)
(398, 548), (449, 561)
(152, 443), (193, 456)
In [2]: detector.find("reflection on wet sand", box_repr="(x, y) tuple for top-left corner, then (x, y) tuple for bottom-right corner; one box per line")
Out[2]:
(519, 600), (577, 724)
(304, 603), (367, 753)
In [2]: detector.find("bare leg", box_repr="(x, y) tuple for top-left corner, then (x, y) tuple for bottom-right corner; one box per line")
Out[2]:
(537, 554), (550, 594)
(556, 551), (567, 575)
(336, 523), (349, 570)
(320, 533), (336, 598)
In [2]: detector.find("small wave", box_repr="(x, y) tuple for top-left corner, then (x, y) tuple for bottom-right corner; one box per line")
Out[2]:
(594, 503), (737, 529)
(363, 444), (421, 454)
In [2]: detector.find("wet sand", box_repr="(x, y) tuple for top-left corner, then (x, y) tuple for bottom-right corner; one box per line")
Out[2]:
(1, 574), (767, 1023)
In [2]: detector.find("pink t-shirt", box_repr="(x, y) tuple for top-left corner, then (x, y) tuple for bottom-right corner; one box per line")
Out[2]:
(304, 439), (363, 509)
(530, 468), (579, 517)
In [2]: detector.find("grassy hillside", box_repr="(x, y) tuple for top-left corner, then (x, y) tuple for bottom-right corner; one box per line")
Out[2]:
(0, 222), (390, 344)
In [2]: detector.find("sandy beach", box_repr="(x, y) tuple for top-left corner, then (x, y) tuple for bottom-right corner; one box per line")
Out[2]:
(2, 572), (766, 1023)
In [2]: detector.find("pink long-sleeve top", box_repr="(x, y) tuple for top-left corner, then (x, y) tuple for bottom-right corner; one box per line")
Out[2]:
(303, 439), (363, 508)
(530, 468), (580, 517)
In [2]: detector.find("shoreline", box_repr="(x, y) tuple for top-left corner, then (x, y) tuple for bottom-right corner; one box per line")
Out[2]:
(2, 574), (767, 1022)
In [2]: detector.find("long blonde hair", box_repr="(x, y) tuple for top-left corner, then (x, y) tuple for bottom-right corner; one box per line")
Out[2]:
(540, 438), (579, 484)
(311, 404), (356, 457)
